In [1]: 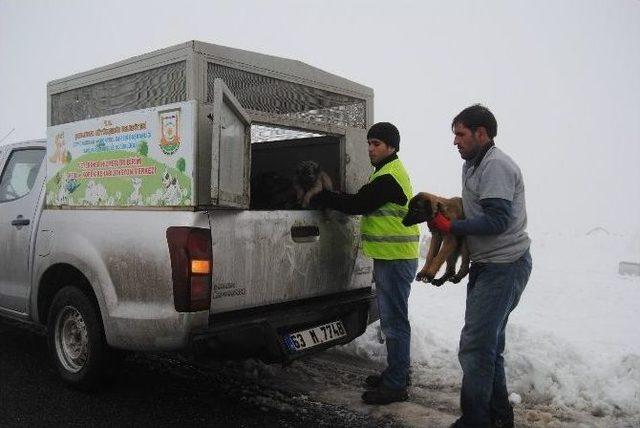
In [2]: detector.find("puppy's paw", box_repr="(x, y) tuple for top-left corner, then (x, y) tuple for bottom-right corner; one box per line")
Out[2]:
(302, 188), (323, 209)
(416, 271), (433, 283)
(431, 277), (446, 287)
(449, 275), (463, 284)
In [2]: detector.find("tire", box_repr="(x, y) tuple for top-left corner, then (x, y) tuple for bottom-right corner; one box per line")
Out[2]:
(47, 286), (114, 391)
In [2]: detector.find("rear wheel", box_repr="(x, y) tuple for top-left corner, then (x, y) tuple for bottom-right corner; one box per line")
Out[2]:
(47, 286), (114, 390)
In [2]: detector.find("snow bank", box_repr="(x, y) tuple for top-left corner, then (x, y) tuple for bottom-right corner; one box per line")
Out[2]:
(342, 232), (640, 418)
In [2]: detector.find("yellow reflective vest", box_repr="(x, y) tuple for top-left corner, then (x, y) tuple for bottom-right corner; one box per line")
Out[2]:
(361, 158), (420, 260)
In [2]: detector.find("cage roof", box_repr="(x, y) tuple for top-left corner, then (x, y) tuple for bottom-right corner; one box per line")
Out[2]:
(48, 40), (373, 100)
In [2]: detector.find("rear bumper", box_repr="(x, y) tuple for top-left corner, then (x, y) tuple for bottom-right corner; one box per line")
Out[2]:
(191, 288), (377, 363)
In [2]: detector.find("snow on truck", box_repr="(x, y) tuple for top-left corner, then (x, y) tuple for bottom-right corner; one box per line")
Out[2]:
(0, 41), (378, 389)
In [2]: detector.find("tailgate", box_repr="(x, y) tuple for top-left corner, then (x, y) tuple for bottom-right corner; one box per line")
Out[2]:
(208, 210), (372, 313)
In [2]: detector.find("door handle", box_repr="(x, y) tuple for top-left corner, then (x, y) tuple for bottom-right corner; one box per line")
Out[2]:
(11, 215), (30, 227)
(291, 225), (319, 243)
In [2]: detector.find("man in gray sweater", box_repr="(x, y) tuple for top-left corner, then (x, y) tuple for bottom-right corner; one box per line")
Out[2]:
(429, 104), (532, 428)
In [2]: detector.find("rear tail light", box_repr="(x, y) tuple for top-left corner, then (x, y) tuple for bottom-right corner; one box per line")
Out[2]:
(166, 227), (212, 312)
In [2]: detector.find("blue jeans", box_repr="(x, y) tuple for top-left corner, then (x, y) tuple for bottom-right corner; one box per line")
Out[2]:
(373, 258), (418, 390)
(458, 249), (532, 427)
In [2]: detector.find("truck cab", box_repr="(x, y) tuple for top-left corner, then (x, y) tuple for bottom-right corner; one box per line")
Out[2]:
(0, 141), (46, 314)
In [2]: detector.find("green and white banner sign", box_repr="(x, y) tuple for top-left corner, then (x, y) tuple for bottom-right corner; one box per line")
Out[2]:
(46, 101), (195, 207)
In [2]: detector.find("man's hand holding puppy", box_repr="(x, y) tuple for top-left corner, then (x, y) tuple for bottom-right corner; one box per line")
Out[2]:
(428, 212), (452, 233)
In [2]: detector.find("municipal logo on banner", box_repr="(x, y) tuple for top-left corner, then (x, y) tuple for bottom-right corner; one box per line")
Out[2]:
(159, 108), (181, 155)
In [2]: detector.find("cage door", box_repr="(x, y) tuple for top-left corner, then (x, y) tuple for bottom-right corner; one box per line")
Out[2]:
(210, 78), (251, 208)
(344, 127), (371, 194)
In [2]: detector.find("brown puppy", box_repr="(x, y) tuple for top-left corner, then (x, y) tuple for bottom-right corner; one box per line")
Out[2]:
(402, 192), (470, 286)
(293, 160), (333, 208)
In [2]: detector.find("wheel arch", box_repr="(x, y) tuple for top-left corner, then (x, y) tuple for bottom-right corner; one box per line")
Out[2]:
(37, 263), (103, 327)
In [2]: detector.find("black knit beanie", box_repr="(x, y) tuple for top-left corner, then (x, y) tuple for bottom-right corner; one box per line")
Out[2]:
(367, 122), (400, 152)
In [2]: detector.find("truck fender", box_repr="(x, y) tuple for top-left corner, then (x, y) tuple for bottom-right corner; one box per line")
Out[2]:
(32, 238), (117, 346)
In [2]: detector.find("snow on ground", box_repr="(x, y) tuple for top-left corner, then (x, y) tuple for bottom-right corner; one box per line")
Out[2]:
(341, 231), (640, 424)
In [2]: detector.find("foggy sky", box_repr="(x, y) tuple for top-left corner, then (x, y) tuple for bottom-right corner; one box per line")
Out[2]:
(1, 0), (639, 235)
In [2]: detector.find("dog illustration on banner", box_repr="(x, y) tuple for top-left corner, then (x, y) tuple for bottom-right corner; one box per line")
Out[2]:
(49, 132), (68, 164)
(161, 170), (184, 205)
(83, 180), (109, 205)
(146, 170), (189, 206)
(48, 172), (77, 205)
(127, 177), (144, 206)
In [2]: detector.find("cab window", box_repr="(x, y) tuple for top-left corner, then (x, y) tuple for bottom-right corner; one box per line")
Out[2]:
(0, 149), (45, 203)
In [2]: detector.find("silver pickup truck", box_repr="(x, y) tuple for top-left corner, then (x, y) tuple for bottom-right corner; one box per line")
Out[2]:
(0, 41), (377, 390)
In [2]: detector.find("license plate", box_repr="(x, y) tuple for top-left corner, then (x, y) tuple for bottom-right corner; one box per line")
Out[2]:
(283, 320), (347, 352)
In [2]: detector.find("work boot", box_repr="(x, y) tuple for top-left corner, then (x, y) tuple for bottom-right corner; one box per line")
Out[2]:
(364, 374), (383, 389)
(364, 373), (411, 389)
(492, 405), (515, 428)
(492, 416), (514, 428)
(450, 417), (514, 428)
(361, 384), (408, 405)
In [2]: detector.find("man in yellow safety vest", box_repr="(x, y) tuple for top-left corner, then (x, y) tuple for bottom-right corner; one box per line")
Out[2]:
(312, 122), (420, 405)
